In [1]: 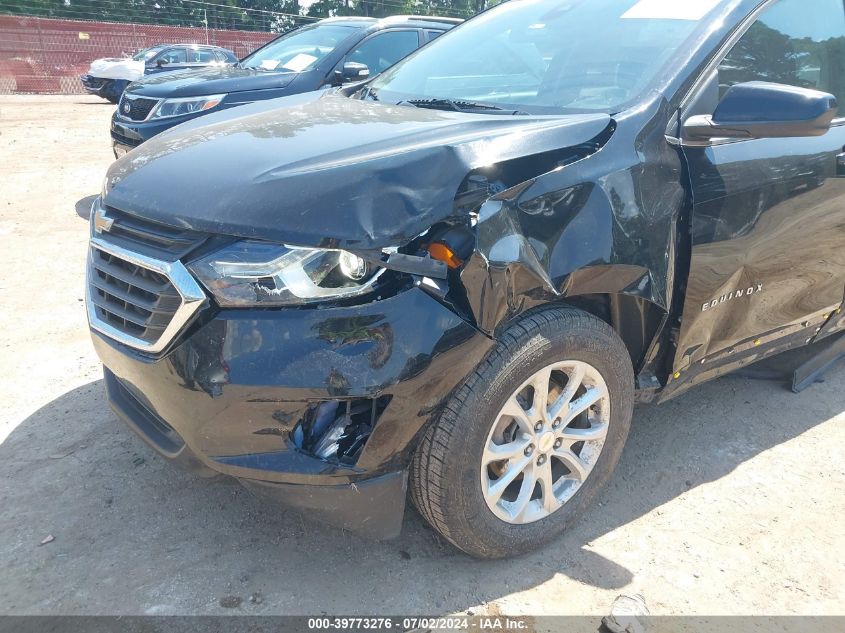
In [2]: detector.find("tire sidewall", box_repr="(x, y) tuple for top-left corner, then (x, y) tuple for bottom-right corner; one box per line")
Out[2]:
(445, 314), (633, 555)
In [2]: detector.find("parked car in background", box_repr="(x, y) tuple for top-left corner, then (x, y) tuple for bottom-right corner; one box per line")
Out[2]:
(81, 44), (238, 104)
(109, 15), (461, 156)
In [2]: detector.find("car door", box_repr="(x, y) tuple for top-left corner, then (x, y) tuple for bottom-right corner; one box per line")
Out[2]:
(185, 47), (218, 70)
(147, 47), (188, 74)
(344, 29), (422, 77)
(674, 0), (845, 374)
(215, 49), (238, 65)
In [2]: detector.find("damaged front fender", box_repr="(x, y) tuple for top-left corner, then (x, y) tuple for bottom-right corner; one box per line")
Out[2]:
(458, 96), (686, 374)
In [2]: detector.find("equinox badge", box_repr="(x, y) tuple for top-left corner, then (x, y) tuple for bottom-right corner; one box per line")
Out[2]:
(702, 284), (763, 312)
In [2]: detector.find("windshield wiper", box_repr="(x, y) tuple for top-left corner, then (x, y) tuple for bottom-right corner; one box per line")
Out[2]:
(398, 98), (527, 115)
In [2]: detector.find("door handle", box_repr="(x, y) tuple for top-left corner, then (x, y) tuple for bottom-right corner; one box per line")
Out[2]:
(837, 151), (845, 176)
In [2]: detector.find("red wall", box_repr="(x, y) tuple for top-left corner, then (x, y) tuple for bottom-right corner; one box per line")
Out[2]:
(0, 14), (275, 93)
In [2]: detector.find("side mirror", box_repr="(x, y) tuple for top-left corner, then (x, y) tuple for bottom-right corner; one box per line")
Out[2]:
(684, 82), (837, 140)
(339, 61), (370, 83)
(156, 59), (167, 67)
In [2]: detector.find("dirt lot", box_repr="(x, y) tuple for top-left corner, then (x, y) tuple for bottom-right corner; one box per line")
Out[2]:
(0, 95), (843, 618)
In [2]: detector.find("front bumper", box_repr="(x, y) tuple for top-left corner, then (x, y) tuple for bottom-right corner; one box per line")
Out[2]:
(111, 109), (207, 154)
(92, 287), (493, 537)
(80, 74), (107, 95)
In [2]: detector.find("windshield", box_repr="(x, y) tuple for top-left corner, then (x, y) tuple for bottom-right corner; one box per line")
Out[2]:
(241, 24), (358, 71)
(132, 46), (166, 61)
(370, 0), (727, 113)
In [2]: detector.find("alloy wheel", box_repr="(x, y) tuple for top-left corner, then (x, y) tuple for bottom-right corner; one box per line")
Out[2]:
(480, 359), (611, 524)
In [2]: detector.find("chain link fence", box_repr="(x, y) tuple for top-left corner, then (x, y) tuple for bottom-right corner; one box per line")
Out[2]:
(0, 0), (478, 95)
(0, 13), (281, 94)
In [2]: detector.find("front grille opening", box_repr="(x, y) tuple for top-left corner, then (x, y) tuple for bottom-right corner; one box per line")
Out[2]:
(89, 247), (181, 344)
(102, 206), (207, 258)
(82, 76), (106, 90)
(110, 129), (142, 148)
(119, 95), (158, 121)
(292, 396), (392, 465)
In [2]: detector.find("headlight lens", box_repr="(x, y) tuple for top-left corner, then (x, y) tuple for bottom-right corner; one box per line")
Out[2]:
(188, 240), (383, 306)
(149, 94), (226, 119)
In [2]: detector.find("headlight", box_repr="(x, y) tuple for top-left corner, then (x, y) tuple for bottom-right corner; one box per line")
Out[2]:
(188, 240), (383, 306)
(149, 94), (226, 120)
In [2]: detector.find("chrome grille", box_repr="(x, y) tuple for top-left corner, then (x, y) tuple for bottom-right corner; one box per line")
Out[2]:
(87, 238), (207, 354)
(101, 205), (206, 258)
(118, 94), (159, 121)
(90, 249), (181, 343)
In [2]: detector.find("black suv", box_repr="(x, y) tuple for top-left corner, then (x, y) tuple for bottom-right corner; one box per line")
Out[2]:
(81, 44), (238, 104)
(110, 15), (460, 156)
(90, 0), (845, 558)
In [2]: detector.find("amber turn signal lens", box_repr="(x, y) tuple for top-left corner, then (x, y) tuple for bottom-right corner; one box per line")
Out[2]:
(428, 242), (463, 269)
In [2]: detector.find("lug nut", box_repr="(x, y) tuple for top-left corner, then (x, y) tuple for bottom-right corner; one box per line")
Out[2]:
(537, 455), (547, 466)
(553, 438), (562, 450)
(552, 418), (561, 429)
(524, 444), (535, 456)
(534, 421), (543, 432)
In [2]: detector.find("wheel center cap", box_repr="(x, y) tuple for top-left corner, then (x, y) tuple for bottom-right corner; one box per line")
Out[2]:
(538, 431), (555, 453)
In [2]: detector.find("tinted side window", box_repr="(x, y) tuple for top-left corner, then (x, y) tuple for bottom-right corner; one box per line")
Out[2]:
(348, 30), (420, 74)
(189, 49), (217, 63)
(425, 29), (444, 43)
(719, 0), (845, 104)
(158, 48), (187, 64)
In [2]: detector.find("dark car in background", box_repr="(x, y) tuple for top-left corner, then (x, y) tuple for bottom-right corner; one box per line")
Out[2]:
(82, 44), (238, 103)
(110, 15), (461, 156)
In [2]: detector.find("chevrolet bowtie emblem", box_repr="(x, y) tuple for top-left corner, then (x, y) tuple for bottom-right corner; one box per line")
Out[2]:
(94, 204), (114, 233)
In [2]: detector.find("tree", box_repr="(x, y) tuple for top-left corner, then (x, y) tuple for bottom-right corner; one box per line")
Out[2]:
(0, 0), (308, 31)
(0, 0), (489, 29)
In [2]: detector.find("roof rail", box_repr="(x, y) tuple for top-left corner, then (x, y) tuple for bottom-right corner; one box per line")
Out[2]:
(319, 16), (377, 22)
(383, 14), (464, 24)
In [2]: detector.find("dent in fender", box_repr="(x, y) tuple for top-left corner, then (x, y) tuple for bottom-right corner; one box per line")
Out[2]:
(458, 96), (684, 377)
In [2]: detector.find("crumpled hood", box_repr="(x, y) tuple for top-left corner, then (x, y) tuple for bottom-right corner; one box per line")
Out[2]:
(88, 57), (144, 82)
(105, 92), (612, 249)
(127, 65), (298, 98)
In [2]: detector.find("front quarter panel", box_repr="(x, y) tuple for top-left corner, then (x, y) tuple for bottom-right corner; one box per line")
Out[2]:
(461, 96), (686, 370)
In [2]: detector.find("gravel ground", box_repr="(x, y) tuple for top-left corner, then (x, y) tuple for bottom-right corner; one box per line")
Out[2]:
(0, 95), (843, 618)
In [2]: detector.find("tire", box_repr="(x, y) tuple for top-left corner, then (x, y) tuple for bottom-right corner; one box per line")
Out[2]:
(409, 307), (634, 558)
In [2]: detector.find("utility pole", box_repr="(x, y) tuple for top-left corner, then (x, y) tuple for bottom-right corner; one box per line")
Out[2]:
(204, 9), (209, 44)
(34, 17), (47, 72)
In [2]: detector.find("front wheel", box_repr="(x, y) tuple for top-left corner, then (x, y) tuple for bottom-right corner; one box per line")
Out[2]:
(410, 307), (634, 558)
